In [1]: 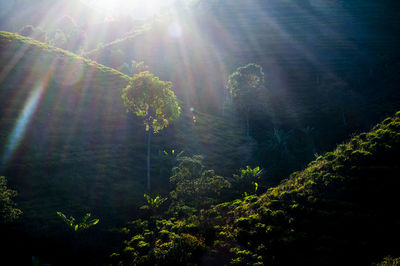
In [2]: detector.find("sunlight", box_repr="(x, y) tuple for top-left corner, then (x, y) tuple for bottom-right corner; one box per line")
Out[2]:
(168, 22), (182, 38)
(1, 84), (44, 167)
(82, 0), (168, 18)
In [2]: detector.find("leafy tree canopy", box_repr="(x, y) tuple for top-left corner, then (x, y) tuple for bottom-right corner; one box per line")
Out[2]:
(169, 155), (231, 211)
(122, 71), (181, 133)
(227, 63), (264, 110)
(0, 176), (22, 223)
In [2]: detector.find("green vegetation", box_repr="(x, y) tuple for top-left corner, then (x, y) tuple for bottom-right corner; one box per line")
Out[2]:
(227, 64), (265, 139)
(0, 31), (129, 77)
(169, 155), (231, 212)
(122, 71), (181, 190)
(373, 256), (400, 266)
(141, 194), (168, 217)
(57, 212), (99, 231)
(0, 176), (22, 223)
(1, 0), (400, 264)
(195, 111), (400, 265)
(122, 71), (181, 134)
(230, 166), (262, 196)
(112, 111), (400, 265)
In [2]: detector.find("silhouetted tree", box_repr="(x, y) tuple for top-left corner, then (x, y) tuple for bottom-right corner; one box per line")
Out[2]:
(18, 25), (47, 42)
(122, 71), (181, 190)
(227, 63), (264, 139)
(18, 25), (34, 37)
(169, 155), (231, 211)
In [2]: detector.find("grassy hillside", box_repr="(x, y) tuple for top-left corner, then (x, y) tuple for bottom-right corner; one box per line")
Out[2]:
(0, 31), (137, 225)
(1, 1), (400, 263)
(0, 30), (244, 226)
(0, 30), (245, 265)
(0, 31), (135, 264)
(86, 0), (400, 120)
(85, 0), (400, 181)
(117, 111), (400, 265)
(201, 111), (400, 265)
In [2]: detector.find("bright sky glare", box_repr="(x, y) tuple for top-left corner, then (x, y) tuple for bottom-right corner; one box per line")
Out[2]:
(81, 0), (173, 19)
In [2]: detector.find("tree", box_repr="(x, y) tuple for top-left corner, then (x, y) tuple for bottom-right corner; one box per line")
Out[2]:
(122, 71), (181, 190)
(18, 25), (35, 37)
(0, 176), (22, 223)
(226, 64), (264, 139)
(18, 25), (47, 42)
(169, 155), (231, 211)
(140, 193), (168, 218)
(230, 166), (262, 196)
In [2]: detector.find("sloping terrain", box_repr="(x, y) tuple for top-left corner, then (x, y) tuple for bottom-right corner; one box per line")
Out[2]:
(118, 111), (400, 265)
(0, 31), (243, 226)
(201, 111), (400, 265)
(0, 0), (102, 32)
(85, 0), (400, 181)
(86, 0), (400, 126)
(0, 31), (136, 225)
(0, 30), (245, 265)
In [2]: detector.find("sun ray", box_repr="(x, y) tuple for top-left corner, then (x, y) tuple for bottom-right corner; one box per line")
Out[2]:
(1, 83), (44, 167)
(81, 0), (170, 19)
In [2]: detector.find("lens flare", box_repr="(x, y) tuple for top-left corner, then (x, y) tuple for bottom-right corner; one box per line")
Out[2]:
(168, 22), (182, 38)
(1, 84), (44, 166)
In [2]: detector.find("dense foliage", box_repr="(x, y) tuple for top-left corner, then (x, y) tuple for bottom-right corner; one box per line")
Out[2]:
(0, 176), (21, 223)
(227, 64), (264, 106)
(227, 63), (265, 138)
(122, 71), (181, 133)
(374, 256), (400, 266)
(197, 111), (400, 265)
(122, 71), (181, 190)
(169, 155), (231, 212)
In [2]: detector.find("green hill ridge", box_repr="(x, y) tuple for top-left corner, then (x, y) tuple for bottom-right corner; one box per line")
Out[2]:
(0, 31), (135, 223)
(203, 111), (400, 265)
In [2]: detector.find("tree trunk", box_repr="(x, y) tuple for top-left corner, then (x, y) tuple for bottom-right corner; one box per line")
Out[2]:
(246, 106), (250, 139)
(341, 106), (347, 126)
(147, 129), (151, 190)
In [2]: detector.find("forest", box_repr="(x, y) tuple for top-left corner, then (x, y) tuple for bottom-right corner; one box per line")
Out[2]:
(1, 0), (400, 265)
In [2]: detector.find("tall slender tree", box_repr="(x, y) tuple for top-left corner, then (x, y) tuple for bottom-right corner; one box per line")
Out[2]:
(122, 71), (181, 190)
(226, 63), (264, 139)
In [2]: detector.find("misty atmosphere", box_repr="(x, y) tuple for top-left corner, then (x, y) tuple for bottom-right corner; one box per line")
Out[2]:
(1, 0), (400, 265)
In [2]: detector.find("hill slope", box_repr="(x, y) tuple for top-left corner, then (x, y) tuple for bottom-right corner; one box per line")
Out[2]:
(203, 111), (400, 265)
(85, 0), (400, 179)
(119, 111), (400, 265)
(0, 31), (246, 265)
(0, 31), (244, 225)
(0, 31), (137, 224)
(86, 0), (400, 123)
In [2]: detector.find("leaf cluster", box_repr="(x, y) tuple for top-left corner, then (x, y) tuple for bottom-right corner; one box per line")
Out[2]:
(140, 194), (168, 217)
(57, 212), (99, 231)
(169, 155), (231, 211)
(230, 166), (262, 196)
(0, 176), (22, 223)
(226, 63), (264, 110)
(114, 218), (205, 265)
(121, 71), (181, 133)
